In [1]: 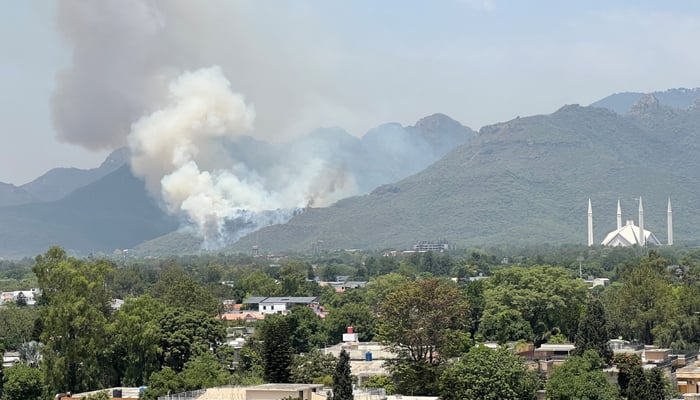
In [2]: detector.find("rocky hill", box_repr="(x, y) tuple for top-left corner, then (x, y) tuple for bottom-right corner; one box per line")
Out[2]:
(0, 115), (474, 257)
(223, 99), (700, 253)
(591, 88), (700, 114)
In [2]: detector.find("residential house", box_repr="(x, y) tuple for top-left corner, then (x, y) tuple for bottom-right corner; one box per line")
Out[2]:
(1, 288), (40, 306)
(2, 351), (20, 368)
(677, 364), (700, 395)
(322, 341), (396, 385)
(244, 383), (324, 400)
(243, 296), (318, 315)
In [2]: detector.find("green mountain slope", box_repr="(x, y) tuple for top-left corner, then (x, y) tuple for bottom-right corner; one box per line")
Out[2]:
(227, 103), (700, 252)
(0, 165), (178, 257)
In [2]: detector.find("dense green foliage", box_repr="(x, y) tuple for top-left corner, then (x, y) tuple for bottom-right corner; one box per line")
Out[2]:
(378, 278), (470, 363)
(439, 346), (540, 400)
(2, 363), (43, 400)
(573, 298), (613, 364)
(546, 350), (619, 400)
(0, 304), (37, 350)
(290, 350), (337, 384)
(34, 247), (114, 394)
(3, 245), (700, 398)
(261, 316), (293, 383)
(479, 266), (587, 344)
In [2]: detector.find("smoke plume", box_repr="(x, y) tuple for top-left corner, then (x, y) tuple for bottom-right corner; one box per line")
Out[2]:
(51, 1), (469, 248)
(50, 0), (364, 149)
(128, 67), (356, 247)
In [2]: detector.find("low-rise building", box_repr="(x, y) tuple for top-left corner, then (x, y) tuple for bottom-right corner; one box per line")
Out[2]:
(1, 288), (40, 306)
(243, 296), (319, 315)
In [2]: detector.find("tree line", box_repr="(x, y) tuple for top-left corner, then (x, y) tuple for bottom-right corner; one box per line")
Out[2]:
(1, 246), (698, 399)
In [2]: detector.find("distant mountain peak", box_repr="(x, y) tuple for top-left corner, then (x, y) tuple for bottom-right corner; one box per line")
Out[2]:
(553, 104), (584, 115)
(414, 113), (462, 128)
(100, 147), (130, 169)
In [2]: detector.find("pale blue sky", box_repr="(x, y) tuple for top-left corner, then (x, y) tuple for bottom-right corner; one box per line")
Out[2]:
(2, 1), (700, 184)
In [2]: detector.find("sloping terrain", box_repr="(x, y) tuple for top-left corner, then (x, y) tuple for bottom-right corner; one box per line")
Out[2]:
(1, 115), (474, 257)
(226, 100), (700, 253)
(0, 183), (38, 207)
(0, 165), (178, 258)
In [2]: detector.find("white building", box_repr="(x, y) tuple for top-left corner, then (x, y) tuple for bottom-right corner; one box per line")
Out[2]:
(601, 220), (661, 247)
(243, 296), (318, 315)
(589, 197), (671, 247)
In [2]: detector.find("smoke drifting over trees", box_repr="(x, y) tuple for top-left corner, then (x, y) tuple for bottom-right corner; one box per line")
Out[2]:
(128, 67), (356, 247)
(49, 1), (473, 248)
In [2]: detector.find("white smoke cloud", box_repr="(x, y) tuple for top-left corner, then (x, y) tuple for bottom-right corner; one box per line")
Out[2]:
(128, 66), (356, 247)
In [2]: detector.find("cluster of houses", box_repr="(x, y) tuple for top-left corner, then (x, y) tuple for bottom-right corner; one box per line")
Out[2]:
(8, 272), (700, 399)
(219, 276), (369, 323)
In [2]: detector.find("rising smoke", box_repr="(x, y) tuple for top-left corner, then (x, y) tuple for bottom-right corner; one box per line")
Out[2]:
(128, 66), (356, 247)
(50, 1), (361, 247)
(50, 0), (466, 248)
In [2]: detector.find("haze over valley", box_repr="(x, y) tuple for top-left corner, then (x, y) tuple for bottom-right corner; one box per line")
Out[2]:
(3, 2), (700, 257)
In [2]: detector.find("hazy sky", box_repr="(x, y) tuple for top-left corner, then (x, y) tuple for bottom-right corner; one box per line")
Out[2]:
(2, 0), (700, 184)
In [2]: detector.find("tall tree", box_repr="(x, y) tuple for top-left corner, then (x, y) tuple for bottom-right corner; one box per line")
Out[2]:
(362, 273), (410, 310)
(178, 352), (230, 391)
(439, 345), (540, 400)
(627, 365), (650, 400)
(286, 306), (327, 353)
(332, 349), (353, 400)
(611, 251), (673, 344)
(261, 316), (293, 383)
(546, 350), (618, 400)
(378, 278), (470, 364)
(141, 367), (182, 400)
(479, 265), (587, 344)
(0, 349), (4, 400)
(107, 295), (167, 386)
(159, 309), (226, 373)
(648, 367), (669, 400)
(378, 278), (470, 395)
(613, 353), (641, 398)
(33, 247), (113, 394)
(573, 297), (613, 364)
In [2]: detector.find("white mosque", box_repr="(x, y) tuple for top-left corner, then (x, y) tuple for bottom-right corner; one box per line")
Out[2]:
(587, 197), (673, 247)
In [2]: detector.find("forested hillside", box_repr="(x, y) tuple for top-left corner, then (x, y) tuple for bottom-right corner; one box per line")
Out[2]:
(229, 98), (700, 253)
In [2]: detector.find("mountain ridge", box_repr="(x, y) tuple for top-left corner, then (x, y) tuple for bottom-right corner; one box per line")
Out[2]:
(591, 88), (700, 114)
(222, 100), (700, 253)
(0, 114), (474, 257)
